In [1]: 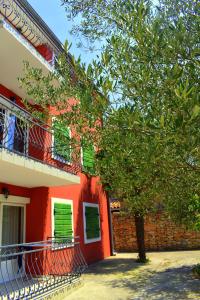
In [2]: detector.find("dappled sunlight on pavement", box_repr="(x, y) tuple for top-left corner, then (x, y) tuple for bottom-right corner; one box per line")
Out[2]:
(64, 251), (200, 300)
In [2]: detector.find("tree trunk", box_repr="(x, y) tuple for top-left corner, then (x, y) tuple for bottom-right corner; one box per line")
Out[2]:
(135, 214), (146, 261)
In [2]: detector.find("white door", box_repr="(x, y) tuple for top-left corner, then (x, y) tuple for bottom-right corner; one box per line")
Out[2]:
(0, 205), (25, 283)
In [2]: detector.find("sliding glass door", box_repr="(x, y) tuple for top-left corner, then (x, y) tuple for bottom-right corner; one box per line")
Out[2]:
(2, 205), (24, 246)
(0, 205), (25, 283)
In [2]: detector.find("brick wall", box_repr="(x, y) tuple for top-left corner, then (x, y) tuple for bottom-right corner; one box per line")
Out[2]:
(112, 212), (200, 252)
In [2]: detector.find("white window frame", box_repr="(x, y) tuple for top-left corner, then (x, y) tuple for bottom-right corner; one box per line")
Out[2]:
(83, 202), (101, 244)
(51, 117), (72, 165)
(51, 198), (74, 247)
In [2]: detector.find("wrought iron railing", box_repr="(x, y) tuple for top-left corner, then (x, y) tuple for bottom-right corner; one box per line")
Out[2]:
(0, 96), (81, 175)
(0, 0), (60, 63)
(0, 237), (87, 300)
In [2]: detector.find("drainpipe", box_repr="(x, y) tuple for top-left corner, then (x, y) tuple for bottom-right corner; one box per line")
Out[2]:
(106, 192), (115, 256)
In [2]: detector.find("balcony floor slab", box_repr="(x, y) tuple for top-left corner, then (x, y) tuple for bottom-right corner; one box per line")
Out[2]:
(0, 149), (80, 187)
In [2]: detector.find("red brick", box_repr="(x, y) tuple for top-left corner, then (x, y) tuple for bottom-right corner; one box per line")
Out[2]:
(112, 212), (200, 252)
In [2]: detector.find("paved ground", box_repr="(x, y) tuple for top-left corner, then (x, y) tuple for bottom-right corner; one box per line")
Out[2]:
(65, 251), (200, 300)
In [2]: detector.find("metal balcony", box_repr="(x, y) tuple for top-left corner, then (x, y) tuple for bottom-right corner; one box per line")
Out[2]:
(0, 0), (60, 61)
(0, 96), (81, 187)
(0, 237), (87, 300)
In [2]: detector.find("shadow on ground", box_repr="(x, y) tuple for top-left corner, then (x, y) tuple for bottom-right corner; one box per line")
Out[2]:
(66, 252), (200, 300)
(107, 265), (200, 299)
(86, 257), (141, 275)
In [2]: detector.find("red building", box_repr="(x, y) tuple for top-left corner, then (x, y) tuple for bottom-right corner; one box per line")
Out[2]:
(0, 1), (111, 298)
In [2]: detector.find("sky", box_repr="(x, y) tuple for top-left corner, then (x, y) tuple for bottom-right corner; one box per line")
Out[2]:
(28, 0), (97, 64)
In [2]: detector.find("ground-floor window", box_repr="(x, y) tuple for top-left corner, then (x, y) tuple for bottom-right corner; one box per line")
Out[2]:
(52, 198), (73, 243)
(83, 202), (101, 244)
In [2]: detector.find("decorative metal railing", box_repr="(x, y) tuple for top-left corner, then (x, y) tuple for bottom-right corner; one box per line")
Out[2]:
(0, 96), (81, 175)
(0, 238), (87, 300)
(0, 0), (59, 63)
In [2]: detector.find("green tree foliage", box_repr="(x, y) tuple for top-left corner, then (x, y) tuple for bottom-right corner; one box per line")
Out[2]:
(20, 0), (200, 261)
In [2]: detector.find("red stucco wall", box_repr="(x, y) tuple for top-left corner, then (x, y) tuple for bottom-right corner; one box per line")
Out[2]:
(0, 175), (111, 264)
(49, 174), (111, 263)
(0, 84), (24, 107)
(35, 44), (53, 62)
(26, 187), (50, 242)
(0, 85), (111, 264)
(25, 174), (111, 264)
(0, 182), (30, 198)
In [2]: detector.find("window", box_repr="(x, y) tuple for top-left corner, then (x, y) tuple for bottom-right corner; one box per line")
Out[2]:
(52, 118), (71, 163)
(0, 103), (28, 154)
(83, 202), (101, 244)
(81, 140), (95, 174)
(52, 198), (73, 243)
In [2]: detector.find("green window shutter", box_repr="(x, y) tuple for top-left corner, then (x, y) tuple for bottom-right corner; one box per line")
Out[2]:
(53, 119), (71, 162)
(82, 141), (95, 173)
(54, 203), (73, 241)
(85, 206), (100, 240)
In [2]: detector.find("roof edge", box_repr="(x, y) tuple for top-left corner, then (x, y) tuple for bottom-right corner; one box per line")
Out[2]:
(15, 0), (64, 53)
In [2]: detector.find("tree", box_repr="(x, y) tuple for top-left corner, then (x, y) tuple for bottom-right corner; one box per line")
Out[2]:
(63, 0), (200, 256)
(20, 0), (200, 261)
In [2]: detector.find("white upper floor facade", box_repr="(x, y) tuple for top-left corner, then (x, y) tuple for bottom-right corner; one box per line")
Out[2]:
(0, 0), (64, 98)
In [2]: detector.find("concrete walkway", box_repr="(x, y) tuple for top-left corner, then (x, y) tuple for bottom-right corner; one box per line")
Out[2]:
(65, 251), (200, 300)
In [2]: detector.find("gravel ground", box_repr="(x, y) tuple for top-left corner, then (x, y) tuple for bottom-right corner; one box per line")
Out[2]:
(64, 251), (200, 300)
